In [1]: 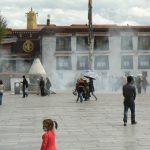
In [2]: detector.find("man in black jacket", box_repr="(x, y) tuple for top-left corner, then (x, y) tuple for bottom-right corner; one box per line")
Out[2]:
(22, 75), (28, 98)
(123, 76), (137, 126)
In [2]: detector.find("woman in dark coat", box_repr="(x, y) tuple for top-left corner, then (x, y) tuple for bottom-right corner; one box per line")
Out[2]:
(39, 77), (45, 96)
(46, 77), (51, 95)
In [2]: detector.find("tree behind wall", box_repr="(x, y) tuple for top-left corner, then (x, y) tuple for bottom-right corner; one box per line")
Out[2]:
(0, 15), (7, 42)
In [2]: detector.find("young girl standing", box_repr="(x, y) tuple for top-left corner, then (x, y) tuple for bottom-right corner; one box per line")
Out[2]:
(41, 119), (58, 150)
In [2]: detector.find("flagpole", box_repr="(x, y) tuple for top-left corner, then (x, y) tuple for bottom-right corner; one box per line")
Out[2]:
(88, 0), (93, 70)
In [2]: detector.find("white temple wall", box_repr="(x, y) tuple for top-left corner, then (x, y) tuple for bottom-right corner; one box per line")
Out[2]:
(42, 33), (150, 90)
(109, 36), (121, 76)
(42, 36), (56, 75)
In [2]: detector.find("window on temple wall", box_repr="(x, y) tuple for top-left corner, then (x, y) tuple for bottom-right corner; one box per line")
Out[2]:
(56, 36), (71, 51)
(76, 36), (88, 51)
(94, 36), (109, 51)
(11, 43), (17, 54)
(10, 60), (16, 72)
(0, 44), (11, 55)
(16, 60), (33, 73)
(0, 60), (16, 72)
(0, 59), (3, 72)
(138, 36), (150, 50)
(121, 55), (133, 69)
(56, 56), (72, 70)
(94, 56), (109, 70)
(121, 36), (133, 50)
(138, 55), (150, 69)
(77, 56), (89, 70)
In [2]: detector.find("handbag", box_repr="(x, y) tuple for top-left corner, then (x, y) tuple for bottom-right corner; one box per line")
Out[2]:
(73, 90), (77, 96)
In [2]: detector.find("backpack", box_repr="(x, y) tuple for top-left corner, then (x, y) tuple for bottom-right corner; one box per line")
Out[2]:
(26, 80), (28, 88)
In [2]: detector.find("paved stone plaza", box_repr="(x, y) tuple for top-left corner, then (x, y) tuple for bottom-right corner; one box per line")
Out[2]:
(0, 91), (150, 150)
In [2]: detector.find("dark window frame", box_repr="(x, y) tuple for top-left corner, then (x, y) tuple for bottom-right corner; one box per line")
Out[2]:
(121, 55), (133, 69)
(56, 56), (72, 70)
(121, 36), (133, 50)
(94, 36), (109, 51)
(56, 36), (71, 51)
(138, 55), (150, 69)
(76, 36), (88, 51)
(94, 55), (109, 70)
(77, 56), (89, 70)
(138, 36), (150, 50)
(16, 60), (33, 73)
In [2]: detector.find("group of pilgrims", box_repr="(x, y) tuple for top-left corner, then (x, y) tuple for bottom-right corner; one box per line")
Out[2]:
(38, 77), (52, 96)
(73, 73), (148, 102)
(74, 76), (97, 103)
(132, 74), (148, 94)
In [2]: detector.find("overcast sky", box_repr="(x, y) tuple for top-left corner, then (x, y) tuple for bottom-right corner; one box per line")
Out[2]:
(0, 0), (150, 29)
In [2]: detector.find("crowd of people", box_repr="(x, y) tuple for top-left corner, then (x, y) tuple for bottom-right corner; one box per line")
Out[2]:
(20, 75), (52, 98)
(0, 73), (149, 149)
(74, 77), (97, 103)
(134, 75), (148, 94)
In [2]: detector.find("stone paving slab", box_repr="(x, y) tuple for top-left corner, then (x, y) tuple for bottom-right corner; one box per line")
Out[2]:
(0, 92), (150, 150)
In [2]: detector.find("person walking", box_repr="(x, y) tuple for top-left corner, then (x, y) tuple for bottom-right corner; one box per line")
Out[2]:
(136, 75), (142, 94)
(142, 76), (148, 93)
(0, 80), (4, 105)
(89, 78), (97, 100)
(22, 75), (28, 98)
(83, 79), (90, 101)
(123, 76), (137, 126)
(75, 78), (84, 103)
(41, 119), (58, 150)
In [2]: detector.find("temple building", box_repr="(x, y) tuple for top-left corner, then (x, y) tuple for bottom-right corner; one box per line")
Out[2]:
(1, 8), (150, 90)
(41, 25), (150, 89)
(0, 8), (41, 89)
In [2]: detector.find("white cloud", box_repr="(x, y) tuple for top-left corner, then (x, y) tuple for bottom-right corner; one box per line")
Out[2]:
(0, 0), (150, 29)
(129, 7), (150, 18)
(93, 14), (115, 24)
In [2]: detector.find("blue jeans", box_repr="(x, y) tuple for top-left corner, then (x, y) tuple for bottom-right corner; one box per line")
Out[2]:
(123, 101), (135, 123)
(0, 92), (3, 105)
(76, 92), (83, 102)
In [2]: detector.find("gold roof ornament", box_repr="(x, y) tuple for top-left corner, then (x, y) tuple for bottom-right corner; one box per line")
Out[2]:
(26, 8), (38, 29)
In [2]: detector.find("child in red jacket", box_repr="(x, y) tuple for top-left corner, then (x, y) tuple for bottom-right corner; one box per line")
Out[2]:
(41, 119), (58, 150)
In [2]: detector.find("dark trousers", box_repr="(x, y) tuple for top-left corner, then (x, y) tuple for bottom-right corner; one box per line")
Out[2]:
(123, 101), (135, 123)
(76, 92), (83, 103)
(0, 92), (3, 105)
(22, 87), (28, 98)
(40, 87), (45, 96)
(137, 87), (141, 94)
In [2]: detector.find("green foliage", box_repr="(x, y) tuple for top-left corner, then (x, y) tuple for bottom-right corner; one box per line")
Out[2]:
(0, 15), (7, 41)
